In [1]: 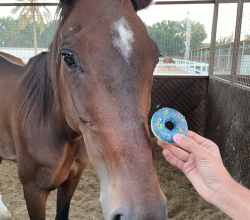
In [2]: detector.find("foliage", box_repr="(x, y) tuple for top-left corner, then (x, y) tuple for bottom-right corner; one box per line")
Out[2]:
(11, 0), (52, 34)
(201, 42), (210, 48)
(1, 16), (208, 54)
(10, 0), (52, 54)
(145, 19), (207, 56)
(180, 19), (207, 50)
(145, 21), (183, 56)
(0, 16), (54, 48)
(245, 34), (250, 40)
(216, 36), (234, 45)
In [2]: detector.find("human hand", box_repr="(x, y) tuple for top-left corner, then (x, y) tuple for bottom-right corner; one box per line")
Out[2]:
(157, 130), (234, 205)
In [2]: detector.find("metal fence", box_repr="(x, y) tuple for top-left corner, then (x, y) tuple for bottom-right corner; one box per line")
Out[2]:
(0, 1), (248, 80)
(190, 40), (250, 77)
(154, 58), (209, 75)
(207, 0), (250, 88)
(0, 1), (214, 76)
(0, 2), (57, 62)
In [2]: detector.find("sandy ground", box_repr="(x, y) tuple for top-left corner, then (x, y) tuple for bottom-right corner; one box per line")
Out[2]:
(154, 66), (188, 75)
(0, 138), (231, 220)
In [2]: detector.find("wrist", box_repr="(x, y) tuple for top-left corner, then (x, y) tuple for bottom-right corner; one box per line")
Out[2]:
(211, 175), (236, 206)
(212, 176), (250, 220)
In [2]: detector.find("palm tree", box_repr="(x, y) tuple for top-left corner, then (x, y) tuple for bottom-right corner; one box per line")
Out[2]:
(11, 0), (52, 55)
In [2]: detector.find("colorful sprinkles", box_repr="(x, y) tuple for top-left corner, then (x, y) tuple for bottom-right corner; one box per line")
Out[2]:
(151, 107), (188, 144)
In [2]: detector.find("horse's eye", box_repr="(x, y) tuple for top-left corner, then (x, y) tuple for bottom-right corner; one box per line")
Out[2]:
(61, 53), (76, 67)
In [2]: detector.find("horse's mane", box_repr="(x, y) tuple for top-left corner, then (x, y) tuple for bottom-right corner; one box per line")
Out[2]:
(22, 1), (77, 125)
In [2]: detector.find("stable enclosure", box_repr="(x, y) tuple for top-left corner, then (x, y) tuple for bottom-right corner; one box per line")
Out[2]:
(0, 0), (250, 219)
(205, 0), (250, 187)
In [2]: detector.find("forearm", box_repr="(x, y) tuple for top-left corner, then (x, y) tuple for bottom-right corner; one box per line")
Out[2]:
(212, 178), (250, 220)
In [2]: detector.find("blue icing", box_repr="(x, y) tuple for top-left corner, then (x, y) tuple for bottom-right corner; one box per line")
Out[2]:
(151, 107), (188, 144)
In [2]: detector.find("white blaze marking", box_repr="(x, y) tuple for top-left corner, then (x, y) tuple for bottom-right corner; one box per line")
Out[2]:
(111, 17), (134, 64)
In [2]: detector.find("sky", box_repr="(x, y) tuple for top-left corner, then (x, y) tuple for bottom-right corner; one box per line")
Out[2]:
(0, 1), (249, 43)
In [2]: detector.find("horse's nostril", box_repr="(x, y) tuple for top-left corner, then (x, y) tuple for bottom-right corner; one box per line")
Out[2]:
(113, 214), (125, 220)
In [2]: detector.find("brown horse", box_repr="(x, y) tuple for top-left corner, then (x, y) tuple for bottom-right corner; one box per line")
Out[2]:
(163, 56), (175, 64)
(0, 51), (25, 65)
(0, 0), (167, 220)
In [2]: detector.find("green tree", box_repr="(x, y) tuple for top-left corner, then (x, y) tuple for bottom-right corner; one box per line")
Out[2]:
(180, 19), (207, 50)
(0, 17), (20, 47)
(145, 19), (207, 56)
(11, 0), (52, 54)
(201, 43), (210, 48)
(146, 20), (183, 56)
(216, 36), (234, 45)
(0, 17), (54, 48)
(244, 34), (250, 40)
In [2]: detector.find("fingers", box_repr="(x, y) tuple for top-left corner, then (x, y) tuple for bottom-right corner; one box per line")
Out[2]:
(173, 133), (208, 158)
(186, 131), (206, 144)
(186, 131), (217, 149)
(158, 140), (190, 162)
(162, 149), (185, 171)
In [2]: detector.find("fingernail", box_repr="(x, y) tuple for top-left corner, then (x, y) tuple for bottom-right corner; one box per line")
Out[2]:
(173, 134), (183, 144)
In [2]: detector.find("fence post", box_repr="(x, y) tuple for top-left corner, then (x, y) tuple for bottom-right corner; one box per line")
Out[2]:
(209, 0), (219, 77)
(226, 44), (231, 73)
(242, 41), (245, 57)
(239, 41), (245, 75)
(231, 0), (244, 84)
(205, 49), (207, 63)
(217, 46), (221, 71)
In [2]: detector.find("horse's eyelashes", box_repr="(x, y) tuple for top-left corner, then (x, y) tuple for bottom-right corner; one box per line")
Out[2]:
(61, 53), (77, 68)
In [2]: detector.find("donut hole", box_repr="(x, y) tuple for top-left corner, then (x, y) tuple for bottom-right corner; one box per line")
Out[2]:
(165, 121), (174, 131)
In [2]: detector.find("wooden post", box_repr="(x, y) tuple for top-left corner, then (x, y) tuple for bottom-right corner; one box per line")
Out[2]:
(231, 0), (244, 83)
(209, 0), (219, 76)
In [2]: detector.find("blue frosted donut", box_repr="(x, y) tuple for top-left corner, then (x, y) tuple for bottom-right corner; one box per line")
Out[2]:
(151, 107), (188, 144)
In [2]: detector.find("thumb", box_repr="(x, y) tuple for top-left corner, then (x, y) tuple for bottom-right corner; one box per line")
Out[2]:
(173, 134), (207, 158)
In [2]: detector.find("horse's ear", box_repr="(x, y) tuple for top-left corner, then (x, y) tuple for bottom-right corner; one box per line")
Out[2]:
(60, 0), (73, 3)
(59, 0), (75, 18)
(131, 0), (153, 11)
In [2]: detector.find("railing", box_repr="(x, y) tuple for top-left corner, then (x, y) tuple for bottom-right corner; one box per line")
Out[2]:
(154, 59), (209, 76)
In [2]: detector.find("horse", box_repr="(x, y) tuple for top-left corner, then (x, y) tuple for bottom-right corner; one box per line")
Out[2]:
(0, 52), (23, 220)
(0, 51), (25, 65)
(163, 56), (175, 71)
(163, 56), (175, 64)
(0, 0), (167, 219)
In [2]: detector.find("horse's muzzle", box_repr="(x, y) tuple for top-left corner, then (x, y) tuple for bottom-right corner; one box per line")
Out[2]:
(110, 195), (168, 220)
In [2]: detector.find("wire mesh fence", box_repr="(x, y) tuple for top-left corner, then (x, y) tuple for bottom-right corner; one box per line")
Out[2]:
(0, 1), (214, 76)
(140, 3), (213, 76)
(212, 1), (250, 87)
(236, 2), (250, 87)
(0, 1), (248, 81)
(0, 3), (57, 62)
(188, 1), (250, 87)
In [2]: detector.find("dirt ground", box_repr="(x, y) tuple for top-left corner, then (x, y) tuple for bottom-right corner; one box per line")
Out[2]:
(154, 66), (188, 75)
(0, 138), (231, 220)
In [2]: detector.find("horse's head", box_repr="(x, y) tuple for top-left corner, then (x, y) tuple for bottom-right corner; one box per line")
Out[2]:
(57, 0), (167, 219)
